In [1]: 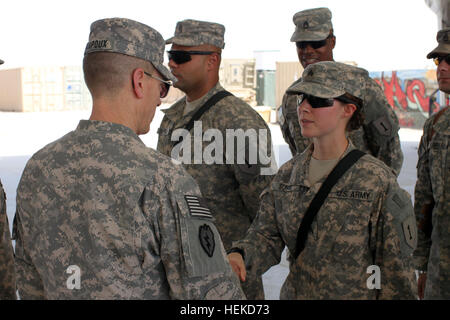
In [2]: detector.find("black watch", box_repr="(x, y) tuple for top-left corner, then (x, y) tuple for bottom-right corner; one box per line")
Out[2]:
(227, 247), (245, 260)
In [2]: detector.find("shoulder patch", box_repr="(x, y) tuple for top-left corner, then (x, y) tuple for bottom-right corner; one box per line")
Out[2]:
(199, 224), (215, 258)
(386, 190), (417, 255)
(184, 195), (213, 219)
(402, 216), (417, 250)
(372, 115), (392, 136)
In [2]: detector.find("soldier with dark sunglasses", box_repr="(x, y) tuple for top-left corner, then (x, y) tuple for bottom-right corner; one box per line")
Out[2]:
(277, 7), (404, 177)
(157, 19), (276, 300)
(414, 27), (450, 300)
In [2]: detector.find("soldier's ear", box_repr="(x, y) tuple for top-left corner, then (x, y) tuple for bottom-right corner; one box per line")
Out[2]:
(330, 35), (336, 50)
(342, 103), (356, 119)
(206, 52), (220, 70)
(131, 68), (145, 99)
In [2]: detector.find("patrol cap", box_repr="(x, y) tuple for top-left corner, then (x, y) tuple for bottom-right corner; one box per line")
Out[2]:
(427, 28), (450, 59)
(287, 61), (366, 101)
(84, 18), (175, 82)
(166, 19), (225, 49)
(290, 7), (333, 42)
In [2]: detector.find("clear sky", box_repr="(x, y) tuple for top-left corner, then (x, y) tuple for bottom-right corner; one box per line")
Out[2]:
(0, 0), (440, 72)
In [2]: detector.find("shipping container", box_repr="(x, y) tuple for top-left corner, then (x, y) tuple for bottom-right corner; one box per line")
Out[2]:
(0, 66), (93, 112)
(256, 70), (276, 108)
(275, 61), (303, 109)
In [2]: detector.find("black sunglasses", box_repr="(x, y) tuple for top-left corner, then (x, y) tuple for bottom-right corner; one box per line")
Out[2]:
(298, 93), (363, 109)
(167, 50), (218, 64)
(143, 71), (171, 98)
(433, 54), (450, 66)
(297, 94), (335, 108)
(296, 35), (333, 50)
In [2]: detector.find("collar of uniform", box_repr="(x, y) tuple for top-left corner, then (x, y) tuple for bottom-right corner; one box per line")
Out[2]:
(76, 120), (142, 142)
(161, 81), (224, 124)
(289, 139), (357, 187)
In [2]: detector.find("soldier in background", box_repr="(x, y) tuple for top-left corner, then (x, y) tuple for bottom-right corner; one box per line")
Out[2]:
(13, 18), (244, 300)
(0, 177), (16, 299)
(414, 27), (450, 300)
(229, 62), (417, 299)
(278, 7), (403, 176)
(0, 58), (17, 300)
(157, 19), (276, 299)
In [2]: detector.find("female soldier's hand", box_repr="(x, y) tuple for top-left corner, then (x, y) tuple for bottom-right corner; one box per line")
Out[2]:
(227, 253), (246, 282)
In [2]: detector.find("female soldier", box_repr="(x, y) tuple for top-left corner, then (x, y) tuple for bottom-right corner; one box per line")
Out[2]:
(228, 61), (417, 299)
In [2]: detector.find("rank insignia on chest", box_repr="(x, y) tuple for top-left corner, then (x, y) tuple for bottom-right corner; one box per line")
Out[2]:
(199, 224), (215, 257)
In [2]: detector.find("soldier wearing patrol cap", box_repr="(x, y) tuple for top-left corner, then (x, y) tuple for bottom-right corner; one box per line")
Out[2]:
(157, 19), (276, 299)
(0, 58), (17, 300)
(13, 18), (244, 300)
(229, 61), (417, 299)
(278, 7), (404, 176)
(414, 27), (450, 300)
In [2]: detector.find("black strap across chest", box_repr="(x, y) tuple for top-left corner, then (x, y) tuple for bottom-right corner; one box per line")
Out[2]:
(293, 149), (366, 260)
(172, 90), (233, 147)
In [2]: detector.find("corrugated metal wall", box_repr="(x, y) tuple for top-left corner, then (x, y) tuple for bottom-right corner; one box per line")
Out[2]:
(275, 61), (303, 108)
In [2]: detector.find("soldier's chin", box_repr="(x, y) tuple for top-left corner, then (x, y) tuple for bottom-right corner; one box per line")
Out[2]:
(438, 79), (450, 94)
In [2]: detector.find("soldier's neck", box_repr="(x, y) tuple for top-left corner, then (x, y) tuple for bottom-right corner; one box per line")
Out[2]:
(312, 134), (349, 160)
(186, 78), (219, 102)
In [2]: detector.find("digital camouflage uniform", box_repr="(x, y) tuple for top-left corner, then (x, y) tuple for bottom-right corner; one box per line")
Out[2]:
(0, 179), (16, 299)
(12, 18), (244, 300)
(158, 19), (276, 299)
(413, 28), (450, 300)
(413, 106), (449, 299)
(233, 62), (417, 299)
(278, 8), (403, 176)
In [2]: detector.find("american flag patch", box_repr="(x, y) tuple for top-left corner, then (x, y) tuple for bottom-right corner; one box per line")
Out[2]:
(184, 195), (213, 218)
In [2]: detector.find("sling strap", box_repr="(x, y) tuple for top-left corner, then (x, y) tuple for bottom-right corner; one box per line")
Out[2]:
(172, 90), (233, 147)
(293, 149), (366, 260)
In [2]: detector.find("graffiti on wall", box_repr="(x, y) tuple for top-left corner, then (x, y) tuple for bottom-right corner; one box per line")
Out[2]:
(371, 70), (440, 128)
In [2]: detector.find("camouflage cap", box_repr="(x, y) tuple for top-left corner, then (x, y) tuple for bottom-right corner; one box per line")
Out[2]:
(84, 18), (175, 82)
(166, 19), (225, 49)
(427, 28), (450, 59)
(290, 7), (333, 42)
(287, 61), (366, 101)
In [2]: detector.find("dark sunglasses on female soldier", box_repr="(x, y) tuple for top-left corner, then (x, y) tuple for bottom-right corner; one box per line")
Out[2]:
(297, 93), (362, 109)
(434, 54), (450, 66)
(167, 50), (219, 64)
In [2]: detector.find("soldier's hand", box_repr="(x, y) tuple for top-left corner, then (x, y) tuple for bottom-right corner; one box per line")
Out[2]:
(227, 252), (246, 282)
(418, 273), (427, 300)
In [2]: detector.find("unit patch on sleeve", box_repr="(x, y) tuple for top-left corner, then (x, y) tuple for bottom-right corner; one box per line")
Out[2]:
(199, 224), (215, 257)
(184, 195), (213, 218)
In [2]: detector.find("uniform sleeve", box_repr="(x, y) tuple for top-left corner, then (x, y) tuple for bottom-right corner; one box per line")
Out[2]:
(12, 206), (45, 299)
(376, 182), (417, 300)
(232, 121), (277, 221)
(413, 119), (434, 271)
(142, 174), (245, 300)
(278, 93), (298, 155)
(375, 106), (403, 176)
(0, 184), (17, 300)
(232, 187), (285, 278)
